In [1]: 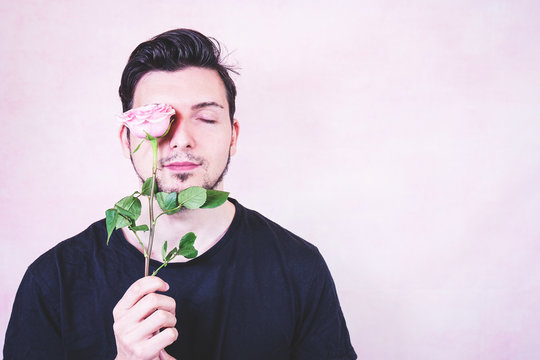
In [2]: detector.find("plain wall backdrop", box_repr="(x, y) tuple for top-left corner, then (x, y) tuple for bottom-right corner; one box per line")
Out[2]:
(1, 1), (540, 358)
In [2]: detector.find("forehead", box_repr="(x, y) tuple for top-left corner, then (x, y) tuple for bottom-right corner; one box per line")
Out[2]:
(132, 67), (228, 111)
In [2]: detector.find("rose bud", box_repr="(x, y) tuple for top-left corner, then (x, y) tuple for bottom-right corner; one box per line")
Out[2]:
(118, 103), (175, 139)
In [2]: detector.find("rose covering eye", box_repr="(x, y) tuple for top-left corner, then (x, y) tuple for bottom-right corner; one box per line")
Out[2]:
(117, 103), (176, 139)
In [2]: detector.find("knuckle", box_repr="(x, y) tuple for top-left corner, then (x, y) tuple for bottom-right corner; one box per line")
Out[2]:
(131, 282), (142, 294)
(172, 327), (179, 341)
(112, 306), (119, 319)
(155, 309), (168, 322)
(112, 322), (121, 334)
(132, 344), (147, 358)
(146, 293), (159, 307)
(163, 327), (179, 342)
(112, 302), (125, 320)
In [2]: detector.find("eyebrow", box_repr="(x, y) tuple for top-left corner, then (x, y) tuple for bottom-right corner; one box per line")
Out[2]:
(191, 101), (224, 110)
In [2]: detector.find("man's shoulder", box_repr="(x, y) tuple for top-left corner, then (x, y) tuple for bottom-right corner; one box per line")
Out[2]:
(28, 219), (109, 274)
(232, 199), (323, 266)
(234, 200), (314, 243)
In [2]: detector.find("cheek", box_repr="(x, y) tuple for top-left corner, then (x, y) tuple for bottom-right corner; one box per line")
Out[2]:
(210, 138), (233, 158)
(130, 141), (154, 168)
(132, 140), (153, 158)
(200, 129), (232, 150)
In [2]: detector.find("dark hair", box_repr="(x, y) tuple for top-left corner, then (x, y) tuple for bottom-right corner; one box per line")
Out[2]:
(119, 29), (238, 122)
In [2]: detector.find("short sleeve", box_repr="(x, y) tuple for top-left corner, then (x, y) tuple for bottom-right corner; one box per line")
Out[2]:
(291, 253), (357, 360)
(3, 268), (63, 359)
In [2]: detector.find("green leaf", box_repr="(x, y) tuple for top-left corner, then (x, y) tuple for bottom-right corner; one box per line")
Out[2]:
(156, 192), (178, 212)
(131, 139), (144, 154)
(115, 214), (131, 229)
(178, 187), (207, 209)
(130, 224), (149, 232)
(179, 247), (198, 259)
(105, 208), (118, 245)
(162, 241), (168, 261)
(178, 232), (198, 259)
(201, 190), (230, 209)
(179, 232), (197, 247)
(114, 195), (142, 221)
(145, 133), (156, 141)
(141, 177), (156, 196)
(165, 248), (177, 262)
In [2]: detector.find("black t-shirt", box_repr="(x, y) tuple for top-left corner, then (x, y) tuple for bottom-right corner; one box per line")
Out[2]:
(4, 199), (356, 359)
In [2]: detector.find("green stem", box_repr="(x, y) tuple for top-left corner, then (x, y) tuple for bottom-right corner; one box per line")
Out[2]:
(154, 212), (165, 224)
(155, 202), (184, 219)
(131, 229), (148, 257)
(152, 262), (167, 276)
(153, 210), (172, 224)
(144, 138), (159, 277)
(152, 249), (180, 276)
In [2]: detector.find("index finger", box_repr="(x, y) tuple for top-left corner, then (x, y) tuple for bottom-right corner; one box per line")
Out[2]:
(117, 276), (170, 311)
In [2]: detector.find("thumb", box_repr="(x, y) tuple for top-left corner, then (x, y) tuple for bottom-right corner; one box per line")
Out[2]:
(159, 349), (176, 360)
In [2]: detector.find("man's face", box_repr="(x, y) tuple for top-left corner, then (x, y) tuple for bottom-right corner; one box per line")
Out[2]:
(120, 67), (239, 193)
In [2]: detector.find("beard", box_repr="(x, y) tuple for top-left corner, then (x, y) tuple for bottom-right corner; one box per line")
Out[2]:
(130, 148), (231, 193)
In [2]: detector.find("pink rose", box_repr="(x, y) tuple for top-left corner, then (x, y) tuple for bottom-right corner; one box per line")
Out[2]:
(118, 103), (175, 139)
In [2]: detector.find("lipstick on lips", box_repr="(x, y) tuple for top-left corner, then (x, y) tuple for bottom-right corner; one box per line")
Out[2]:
(163, 161), (200, 171)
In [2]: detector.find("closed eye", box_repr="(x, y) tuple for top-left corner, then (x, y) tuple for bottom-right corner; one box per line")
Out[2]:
(199, 118), (217, 124)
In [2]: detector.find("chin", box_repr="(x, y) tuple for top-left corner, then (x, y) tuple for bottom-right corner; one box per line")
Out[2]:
(156, 164), (227, 192)
(158, 178), (212, 193)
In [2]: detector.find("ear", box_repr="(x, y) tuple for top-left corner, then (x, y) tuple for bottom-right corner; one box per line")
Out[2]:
(229, 118), (239, 156)
(119, 125), (131, 158)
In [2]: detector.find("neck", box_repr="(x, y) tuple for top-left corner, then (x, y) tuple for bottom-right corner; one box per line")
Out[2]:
(122, 198), (236, 262)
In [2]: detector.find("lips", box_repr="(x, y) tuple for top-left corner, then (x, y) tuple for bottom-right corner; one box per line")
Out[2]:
(163, 161), (200, 171)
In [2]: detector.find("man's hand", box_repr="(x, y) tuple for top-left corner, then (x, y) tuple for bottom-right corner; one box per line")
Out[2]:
(113, 276), (178, 360)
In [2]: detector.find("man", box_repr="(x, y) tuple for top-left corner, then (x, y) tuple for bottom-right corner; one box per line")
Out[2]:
(4, 29), (356, 360)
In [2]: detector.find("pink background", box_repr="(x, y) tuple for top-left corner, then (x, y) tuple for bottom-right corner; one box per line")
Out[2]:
(1, 1), (540, 358)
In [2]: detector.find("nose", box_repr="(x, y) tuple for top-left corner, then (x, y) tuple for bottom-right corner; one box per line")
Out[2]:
(165, 114), (195, 150)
